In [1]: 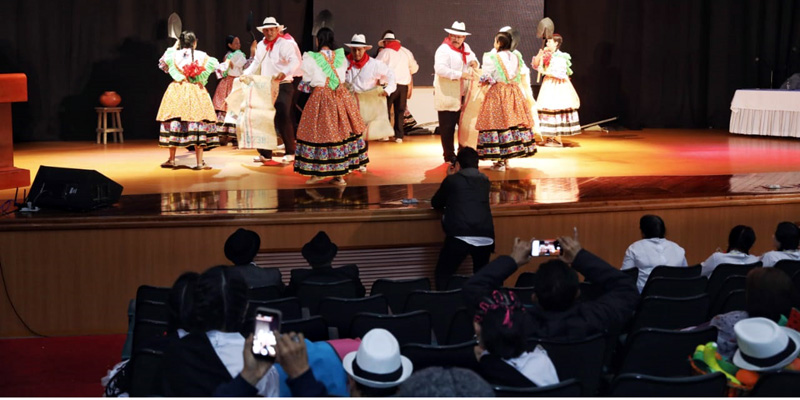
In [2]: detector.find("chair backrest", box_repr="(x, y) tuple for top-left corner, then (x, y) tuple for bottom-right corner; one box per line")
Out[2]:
(128, 348), (165, 397)
(774, 259), (800, 278)
(444, 307), (475, 345)
(131, 319), (170, 353)
(646, 264), (701, 285)
(610, 372), (728, 397)
(641, 276), (708, 299)
(297, 280), (358, 315)
(515, 271), (537, 288)
(134, 299), (171, 324)
(706, 262), (761, 302)
(136, 285), (170, 304)
(404, 289), (464, 344)
(505, 286), (536, 306)
(281, 316), (329, 341)
(749, 369), (800, 396)
(401, 341), (480, 372)
(619, 326), (718, 376)
(528, 333), (606, 396)
(708, 275), (747, 317)
(247, 285), (283, 302)
(245, 297), (303, 321)
(630, 294), (710, 333)
(718, 289), (747, 315)
(370, 277), (431, 313)
(350, 311), (432, 345)
(319, 295), (389, 339)
(493, 378), (583, 397)
(445, 274), (471, 290)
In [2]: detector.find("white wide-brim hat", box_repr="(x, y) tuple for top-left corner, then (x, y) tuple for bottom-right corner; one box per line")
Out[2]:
(345, 34), (373, 50)
(732, 317), (800, 372)
(342, 328), (413, 389)
(258, 17), (280, 32)
(444, 21), (471, 36)
(378, 32), (400, 47)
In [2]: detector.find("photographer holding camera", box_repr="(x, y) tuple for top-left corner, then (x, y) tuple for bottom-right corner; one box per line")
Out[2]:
(462, 230), (639, 341)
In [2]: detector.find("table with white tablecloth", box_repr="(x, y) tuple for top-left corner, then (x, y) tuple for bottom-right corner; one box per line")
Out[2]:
(729, 89), (800, 137)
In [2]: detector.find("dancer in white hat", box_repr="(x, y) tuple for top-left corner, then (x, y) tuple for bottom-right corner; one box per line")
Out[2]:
(376, 31), (419, 143)
(345, 34), (397, 144)
(434, 21), (479, 164)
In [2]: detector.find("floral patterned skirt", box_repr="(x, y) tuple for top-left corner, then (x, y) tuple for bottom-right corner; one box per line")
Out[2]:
(158, 119), (220, 148)
(475, 83), (534, 131)
(477, 127), (536, 160)
(212, 75), (235, 112)
(156, 81), (217, 123)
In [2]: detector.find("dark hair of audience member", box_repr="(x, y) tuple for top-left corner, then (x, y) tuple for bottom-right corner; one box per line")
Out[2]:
(396, 367), (495, 397)
(456, 147), (479, 169)
(354, 382), (398, 397)
(495, 32), (512, 51)
(639, 214), (666, 239)
(774, 221), (800, 251)
(727, 225), (756, 254)
(316, 27), (337, 50)
(193, 266), (248, 333)
(534, 259), (580, 312)
(746, 267), (798, 322)
(168, 271), (200, 334)
(475, 290), (528, 359)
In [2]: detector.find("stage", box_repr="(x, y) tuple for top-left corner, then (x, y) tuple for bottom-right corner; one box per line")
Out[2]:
(3, 129), (800, 337)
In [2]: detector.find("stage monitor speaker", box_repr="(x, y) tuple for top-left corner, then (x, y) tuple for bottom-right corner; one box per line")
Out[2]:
(28, 166), (123, 211)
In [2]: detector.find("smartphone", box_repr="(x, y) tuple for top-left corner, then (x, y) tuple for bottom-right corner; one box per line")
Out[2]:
(252, 307), (282, 361)
(531, 239), (561, 257)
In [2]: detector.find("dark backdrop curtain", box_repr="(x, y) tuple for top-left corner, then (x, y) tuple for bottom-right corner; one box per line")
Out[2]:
(546, 0), (800, 129)
(1, 0), (798, 141)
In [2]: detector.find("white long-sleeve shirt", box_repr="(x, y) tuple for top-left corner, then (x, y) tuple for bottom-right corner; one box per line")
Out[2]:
(760, 249), (800, 267)
(700, 251), (760, 277)
(206, 330), (279, 397)
(376, 46), (418, 85)
(224, 50), (247, 77)
(243, 37), (299, 83)
(621, 238), (688, 292)
(301, 49), (348, 89)
(434, 42), (478, 80)
(482, 49), (529, 83)
(345, 57), (396, 95)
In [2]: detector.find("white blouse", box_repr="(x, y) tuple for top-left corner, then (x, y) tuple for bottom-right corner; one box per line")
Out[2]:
(301, 49), (348, 88)
(482, 49), (530, 83)
(345, 57), (397, 95)
(224, 51), (247, 77)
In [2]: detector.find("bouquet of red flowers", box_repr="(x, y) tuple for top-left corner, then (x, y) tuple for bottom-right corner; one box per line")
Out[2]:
(181, 61), (204, 80)
(541, 49), (553, 69)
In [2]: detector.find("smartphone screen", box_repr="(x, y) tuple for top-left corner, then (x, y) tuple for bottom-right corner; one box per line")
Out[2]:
(252, 308), (281, 360)
(531, 239), (561, 256)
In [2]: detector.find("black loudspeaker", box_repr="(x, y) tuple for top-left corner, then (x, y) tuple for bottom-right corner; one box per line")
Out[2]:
(28, 166), (123, 211)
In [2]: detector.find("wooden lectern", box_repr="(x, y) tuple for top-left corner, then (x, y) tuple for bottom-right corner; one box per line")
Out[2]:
(0, 73), (29, 190)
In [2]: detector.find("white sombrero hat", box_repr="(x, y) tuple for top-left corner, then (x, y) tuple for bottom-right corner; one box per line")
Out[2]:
(342, 329), (413, 389)
(732, 317), (800, 372)
(258, 17), (280, 32)
(345, 34), (373, 50)
(378, 32), (400, 47)
(444, 21), (471, 36)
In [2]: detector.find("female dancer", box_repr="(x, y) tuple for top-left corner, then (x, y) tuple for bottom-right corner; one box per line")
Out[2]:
(157, 31), (226, 169)
(294, 28), (368, 186)
(211, 35), (247, 146)
(475, 31), (537, 171)
(532, 34), (581, 145)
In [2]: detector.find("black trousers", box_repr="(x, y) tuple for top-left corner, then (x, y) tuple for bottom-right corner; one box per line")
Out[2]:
(438, 110), (460, 163)
(435, 236), (492, 290)
(387, 84), (409, 139)
(259, 81), (296, 158)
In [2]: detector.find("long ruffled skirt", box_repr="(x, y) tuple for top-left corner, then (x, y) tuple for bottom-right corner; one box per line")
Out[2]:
(156, 81), (219, 148)
(537, 76), (581, 136)
(294, 86), (368, 177)
(476, 83), (536, 160)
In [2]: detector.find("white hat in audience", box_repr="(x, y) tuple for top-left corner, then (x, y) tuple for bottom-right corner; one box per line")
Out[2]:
(342, 328), (413, 388)
(444, 21), (471, 36)
(732, 317), (800, 372)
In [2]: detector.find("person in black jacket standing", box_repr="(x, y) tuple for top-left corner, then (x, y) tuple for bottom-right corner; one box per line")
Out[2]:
(431, 147), (495, 290)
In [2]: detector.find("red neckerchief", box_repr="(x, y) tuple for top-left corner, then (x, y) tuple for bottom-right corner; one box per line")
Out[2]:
(280, 32), (294, 41)
(384, 41), (402, 52)
(347, 53), (370, 71)
(263, 37), (279, 52)
(443, 37), (470, 64)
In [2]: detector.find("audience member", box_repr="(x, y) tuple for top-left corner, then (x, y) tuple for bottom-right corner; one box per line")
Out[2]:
(688, 267), (799, 360)
(700, 225), (759, 277)
(167, 271), (200, 338)
(760, 221), (800, 267)
(285, 231), (366, 296)
(396, 366), (495, 397)
(431, 147), (495, 290)
(463, 232), (639, 341)
(225, 228), (284, 290)
(159, 266), (279, 397)
(732, 317), (800, 372)
(621, 214), (688, 292)
(473, 290), (559, 387)
(342, 328), (413, 397)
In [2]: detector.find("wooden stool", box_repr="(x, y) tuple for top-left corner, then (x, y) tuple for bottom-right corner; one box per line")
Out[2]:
(95, 107), (124, 144)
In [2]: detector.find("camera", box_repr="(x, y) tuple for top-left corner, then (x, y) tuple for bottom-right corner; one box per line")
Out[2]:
(252, 307), (282, 361)
(531, 239), (561, 257)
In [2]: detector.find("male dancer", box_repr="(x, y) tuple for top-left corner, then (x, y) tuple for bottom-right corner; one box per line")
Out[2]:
(376, 31), (418, 143)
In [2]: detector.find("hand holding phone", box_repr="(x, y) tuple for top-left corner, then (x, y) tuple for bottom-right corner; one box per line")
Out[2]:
(531, 239), (561, 257)
(252, 307), (282, 361)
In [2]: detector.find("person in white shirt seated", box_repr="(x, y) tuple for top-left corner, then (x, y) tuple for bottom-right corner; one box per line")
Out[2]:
(700, 225), (759, 277)
(621, 214), (688, 292)
(760, 221), (800, 267)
